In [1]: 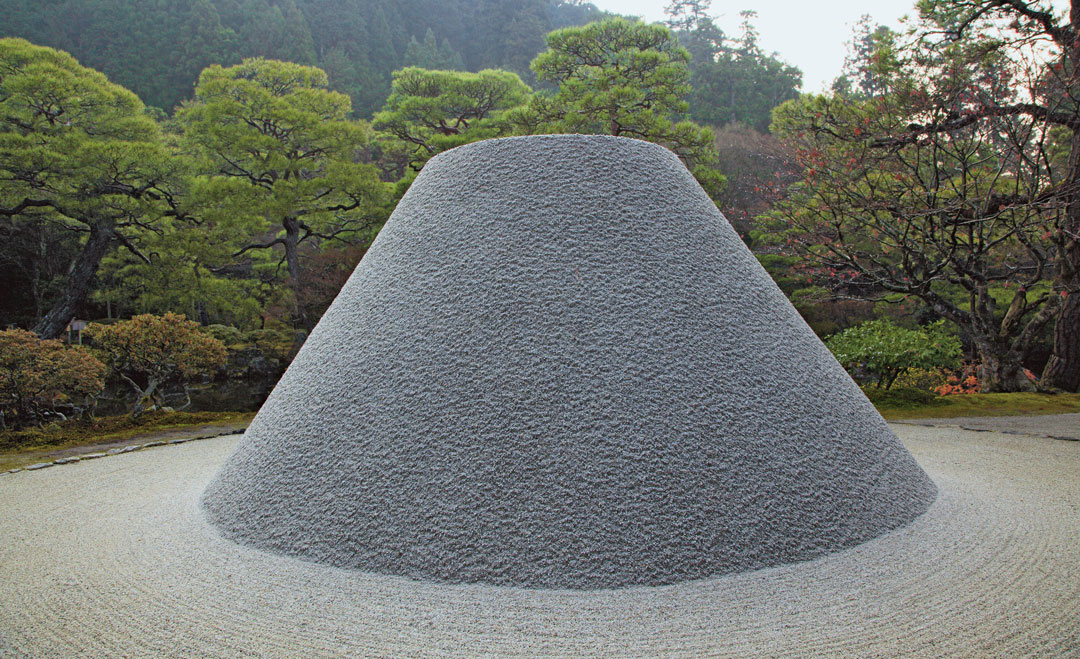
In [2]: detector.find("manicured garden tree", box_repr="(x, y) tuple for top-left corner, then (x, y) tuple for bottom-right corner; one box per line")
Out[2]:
(768, 14), (1067, 392)
(912, 0), (1080, 393)
(178, 58), (389, 330)
(0, 329), (106, 429)
(826, 320), (963, 390)
(85, 313), (227, 416)
(511, 18), (724, 198)
(91, 212), (270, 330)
(0, 38), (185, 339)
(772, 1), (1080, 392)
(372, 67), (532, 175)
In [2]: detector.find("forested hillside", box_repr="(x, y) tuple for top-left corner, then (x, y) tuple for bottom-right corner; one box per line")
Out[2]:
(0, 0), (610, 116)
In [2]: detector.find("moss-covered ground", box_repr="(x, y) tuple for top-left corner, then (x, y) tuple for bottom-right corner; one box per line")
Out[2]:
(871, 390), (1080, 420)
(0, 410), (255, 471)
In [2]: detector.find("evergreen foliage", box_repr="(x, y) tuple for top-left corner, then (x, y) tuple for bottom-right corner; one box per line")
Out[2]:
(513, 18), (723, 197)
(373, 67), (531, 174)
(403, 29), (466, 71)
(178, 58), (389, 330)
(0, 37), (186, 340)
(664, 2), (801, 132)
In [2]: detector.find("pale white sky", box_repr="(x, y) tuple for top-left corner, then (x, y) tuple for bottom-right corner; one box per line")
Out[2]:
(588, 0), (1065, 91)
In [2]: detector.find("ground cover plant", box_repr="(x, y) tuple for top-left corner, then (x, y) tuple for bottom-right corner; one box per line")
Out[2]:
(0, 410), (255, 471)
(872, 391), (1080, 420)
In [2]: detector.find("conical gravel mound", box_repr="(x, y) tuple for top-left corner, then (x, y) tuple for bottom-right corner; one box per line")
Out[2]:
(202, 135), (936, 589)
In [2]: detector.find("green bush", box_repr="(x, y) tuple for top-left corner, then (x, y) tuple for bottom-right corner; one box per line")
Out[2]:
(827, 319), (962, 389)
(202, 324), (243, 347)
(242, 328), (297, 361)
(893, 367), (952, 392)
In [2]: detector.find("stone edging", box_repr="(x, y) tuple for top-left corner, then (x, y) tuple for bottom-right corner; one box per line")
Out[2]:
(890, 420), (1079, 442)
(4, 428), (247, 475)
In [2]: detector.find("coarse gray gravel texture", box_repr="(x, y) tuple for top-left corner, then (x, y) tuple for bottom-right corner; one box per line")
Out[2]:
(201, 134), (936, 589)
(1, 426), (1077, 657)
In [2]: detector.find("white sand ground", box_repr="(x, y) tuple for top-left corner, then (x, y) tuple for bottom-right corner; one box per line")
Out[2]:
(0, 423), (1078, 658)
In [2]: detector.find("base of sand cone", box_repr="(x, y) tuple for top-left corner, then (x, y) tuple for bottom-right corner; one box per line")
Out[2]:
(201, 135), (936, 588)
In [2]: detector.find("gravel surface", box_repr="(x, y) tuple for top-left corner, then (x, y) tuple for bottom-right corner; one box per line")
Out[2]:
(1, 425), (1077, 657)
(203, 135), (934, 588)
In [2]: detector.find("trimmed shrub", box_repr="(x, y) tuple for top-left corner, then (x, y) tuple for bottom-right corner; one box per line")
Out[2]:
(0, 329), (106, 429)
(827, 320), (962, 389)
(86, 313), (227, 416)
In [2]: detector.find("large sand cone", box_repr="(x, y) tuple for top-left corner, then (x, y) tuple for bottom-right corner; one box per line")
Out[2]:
(202, 135), (936, 589)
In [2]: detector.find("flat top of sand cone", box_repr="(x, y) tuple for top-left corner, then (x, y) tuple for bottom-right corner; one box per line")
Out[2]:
(202, 134), (936, 589)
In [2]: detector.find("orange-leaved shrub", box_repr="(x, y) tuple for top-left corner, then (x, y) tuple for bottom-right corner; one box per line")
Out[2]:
(933, 364), (981, 396)
(0, 329), (106, 429)
(932, 364), (1038, 396)
(86, 313), (227, 416)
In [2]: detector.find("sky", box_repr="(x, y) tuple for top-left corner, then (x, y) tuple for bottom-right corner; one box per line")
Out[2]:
(586, 0), (928, 91)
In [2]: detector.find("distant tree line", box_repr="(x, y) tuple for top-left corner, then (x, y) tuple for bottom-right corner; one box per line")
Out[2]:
(0, 0), (609, 117)
(0, 17), (738, 347)
(0, 0), (800, 130)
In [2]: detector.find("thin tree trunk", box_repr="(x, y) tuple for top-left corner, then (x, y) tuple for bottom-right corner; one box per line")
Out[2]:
(282, 215), (311, 331)
(176, 385), (192, 411)
(196, 300), (210, 326)
(32, 219), (116, 339)
(1040, 59), (1080, 391)
(31, 229), (46, 320)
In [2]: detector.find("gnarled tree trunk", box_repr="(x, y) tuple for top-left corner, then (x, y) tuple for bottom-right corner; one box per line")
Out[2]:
(282, 214), (312, 332)
(32, 218), (116, 339)
(976, 341), (1034, 393)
